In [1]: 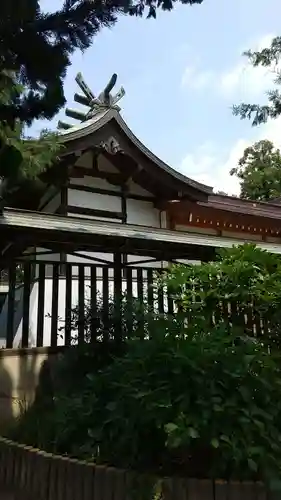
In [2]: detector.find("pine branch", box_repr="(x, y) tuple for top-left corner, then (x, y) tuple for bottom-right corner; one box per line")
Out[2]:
(244, 36), (281, 67)
(0, 82), (65, 126)
(234, 36), (281, 126)
(233, 89), (281, 126)
(21, 129), (63, 178)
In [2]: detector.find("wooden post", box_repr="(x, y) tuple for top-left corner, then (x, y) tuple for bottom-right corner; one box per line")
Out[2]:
(114, 252), (122, 342)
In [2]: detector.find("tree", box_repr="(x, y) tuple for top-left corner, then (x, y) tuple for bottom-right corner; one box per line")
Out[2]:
(233, 37), (281, 125)
(230, 140), (281, 201)
(0, 72), (61, 209)
(0, 0), (204, 126)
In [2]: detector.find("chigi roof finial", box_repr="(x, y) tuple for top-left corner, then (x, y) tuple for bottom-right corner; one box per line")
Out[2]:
(58, 73), (125, 130)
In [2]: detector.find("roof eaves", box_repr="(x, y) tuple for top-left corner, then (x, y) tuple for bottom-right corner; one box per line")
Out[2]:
(114, 113), (213, 194)
(58, 110), (213, 195)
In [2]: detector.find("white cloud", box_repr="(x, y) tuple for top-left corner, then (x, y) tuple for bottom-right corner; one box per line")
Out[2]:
(178, 141), (242, 196)
(181, 66), (214, 90)
(219, 34), (278, 99)
(179, 33), (281, 196)
(178, 116), (281, 196)
(219, 63), (272, 98)
(179, 33), (281, 195)
(181, 34), (279, 100)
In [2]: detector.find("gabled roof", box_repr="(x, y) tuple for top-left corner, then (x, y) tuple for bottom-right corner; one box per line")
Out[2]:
(58, 108), (213, 197)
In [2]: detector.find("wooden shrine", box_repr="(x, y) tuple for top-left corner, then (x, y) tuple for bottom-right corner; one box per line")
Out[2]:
(1, 72), (281, 348)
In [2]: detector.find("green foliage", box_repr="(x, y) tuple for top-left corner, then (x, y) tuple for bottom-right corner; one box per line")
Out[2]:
(230, 140), (281, 201)
(0, 72), (61, 176)
(233, 36), (281, 125)
(11, 292), (154, 446)
(165, 243), (278, 314)
(162, 244), (281, 348)
(0, 125), (62, 208)
(19, 325), (281, 484)
(0, 126), (61, 179)
(0, 72), (62, 206)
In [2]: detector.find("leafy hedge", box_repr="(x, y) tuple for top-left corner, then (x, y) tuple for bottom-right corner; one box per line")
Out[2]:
(44, 326), (281, 483)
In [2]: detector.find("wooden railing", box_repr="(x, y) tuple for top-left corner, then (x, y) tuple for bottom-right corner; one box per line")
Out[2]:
(0, 436), (269, 500)
(0, 261), (274, 349)
(0, 261), (166, 348)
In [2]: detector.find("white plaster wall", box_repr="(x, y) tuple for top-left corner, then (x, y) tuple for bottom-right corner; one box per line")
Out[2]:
(0, 284), (26, 348)
(34, 248), (61, 262)
(68, 184), (160, 228)
(126, 255), (166, 268)
(127, 199), (160, 227)
(68, 188), (122, 212)
(68, 192), (160, 228)
(66, 253), (114, 274)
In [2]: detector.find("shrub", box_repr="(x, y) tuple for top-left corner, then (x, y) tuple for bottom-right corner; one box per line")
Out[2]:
(35, 321), (281, 484)
(161, 244), (281, 348)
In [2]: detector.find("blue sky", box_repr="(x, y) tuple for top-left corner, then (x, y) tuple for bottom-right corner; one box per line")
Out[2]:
(37, 0), (281, 194)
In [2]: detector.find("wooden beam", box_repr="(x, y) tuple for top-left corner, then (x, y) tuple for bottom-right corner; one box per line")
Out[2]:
(68, 251), (114, 265)
(58, 164), (68, 216)
(121, 184), (127, 224)
(38, 186), (59, 211)
(69, 183), (155, 202)
(70, 166), (126, 186)
(67, 205), (123, 220)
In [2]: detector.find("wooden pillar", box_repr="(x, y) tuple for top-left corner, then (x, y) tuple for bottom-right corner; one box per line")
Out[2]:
(113, 252), (122, 342)
(59, 164), (68, 271)
(121, 184), (128, 269)
(121, 183), (127, 224)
